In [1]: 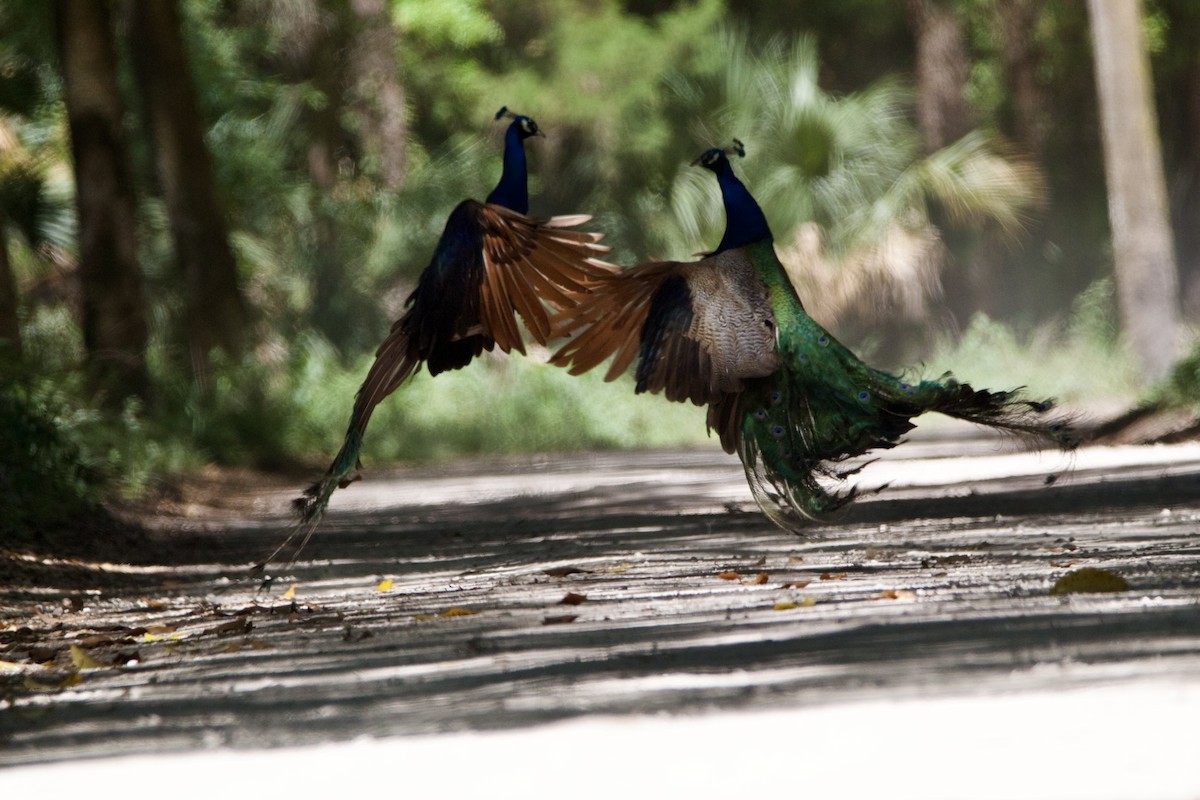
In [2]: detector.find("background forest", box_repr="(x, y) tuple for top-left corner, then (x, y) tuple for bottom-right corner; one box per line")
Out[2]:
(3, 0), (1199, 541)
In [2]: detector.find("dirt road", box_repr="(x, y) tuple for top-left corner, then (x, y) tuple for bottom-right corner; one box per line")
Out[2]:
(3, 434), (1200, 795)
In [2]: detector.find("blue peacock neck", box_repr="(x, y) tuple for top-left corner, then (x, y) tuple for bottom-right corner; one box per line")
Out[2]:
(485, 122), (529, 214)
(712, 160), (771, 254)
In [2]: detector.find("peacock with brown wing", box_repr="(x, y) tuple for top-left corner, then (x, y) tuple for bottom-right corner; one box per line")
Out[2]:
(291, 108), (616, 533)
(550, 141), (1078, 530)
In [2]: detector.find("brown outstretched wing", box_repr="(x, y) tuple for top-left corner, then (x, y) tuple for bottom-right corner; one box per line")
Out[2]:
(550, 248), (779, 406)
(475, 203), (617, 350)
(349, 202), (615, 441)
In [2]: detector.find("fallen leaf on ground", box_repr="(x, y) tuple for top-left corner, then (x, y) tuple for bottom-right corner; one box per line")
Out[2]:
(746, 572), (769, 585)
(24, 671), (82, 691)
(210, 617), (252, 637)
(343, 626), (373, 643)
(718, 571), (741, 581)
(111, 650), (142, 665)
(559, 592), (587, 606)
(781, 581), (810, 589)
(543, 615), (578, 625)
(27, 647), (57, 663)
(77, 635), (114, 648)
(281, 584), (298, 599)
(440, 607), (480, 618)
(145, 624), (177, 635)
(1051, 567), (1129, 595)
(773, 597), (816, 610)
(543, 566), (590, 577)
(871, 589), (915, 601)
(376, 579), (394, 592)
(69, 645), (105, 669)
(819, 572), (848, 581)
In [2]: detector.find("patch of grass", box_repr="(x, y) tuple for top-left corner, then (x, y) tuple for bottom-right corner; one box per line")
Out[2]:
(926, 279), (1140, 411)
(287, 342), (713, 467)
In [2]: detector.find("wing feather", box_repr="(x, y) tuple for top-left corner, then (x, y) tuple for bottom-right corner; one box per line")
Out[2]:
(551, 250), (778, 406)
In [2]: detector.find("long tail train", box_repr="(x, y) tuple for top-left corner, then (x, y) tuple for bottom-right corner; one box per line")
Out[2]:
(727, 368), (1080, 527)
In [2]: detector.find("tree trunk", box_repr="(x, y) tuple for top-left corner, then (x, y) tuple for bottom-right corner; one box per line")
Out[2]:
(127, 0), (246, 382)
(1172, 28), (1200, 316)
(905, 0), (974, 152)
(348, 0), (408, 191)
(1087, 0), (1181, 381)
(285, 0), (358, 349)
(0, 207), (21, 366)
(54, 0), (150, 403)
(996, 0), (1046, 161)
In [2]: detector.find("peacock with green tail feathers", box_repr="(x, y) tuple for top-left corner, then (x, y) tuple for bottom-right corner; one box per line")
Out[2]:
(281, 109), (615, 556)
(550, 141), (1078, 530)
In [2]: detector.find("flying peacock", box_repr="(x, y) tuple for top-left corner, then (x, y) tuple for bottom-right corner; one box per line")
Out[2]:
(550, 140), (1078, 530)
(290, 108), (616, 533)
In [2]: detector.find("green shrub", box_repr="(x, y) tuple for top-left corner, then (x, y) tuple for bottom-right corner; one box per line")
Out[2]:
(0, 384), (100, 540)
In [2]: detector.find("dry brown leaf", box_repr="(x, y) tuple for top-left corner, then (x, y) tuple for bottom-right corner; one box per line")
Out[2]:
(24, 671), (82, 691)
(111, 650), (142, 665)
(543, 615), (579, 625)
(559, 592), (587, 606)
(77, 635), (114, 649)
(27, 647), (57, 663)
(745, 572), (769, 585)
(781, 581), (810, 589)
(718, 571), (742, 581)
(1050, 567), (1129, 595)
(819, 572), (848, 581)
(211, 617), (252, 637)
(342, 626), (373, 643)
(543, 566), (590, 577)
(440, 607), (480, 618)
(871, 589), (915, 601)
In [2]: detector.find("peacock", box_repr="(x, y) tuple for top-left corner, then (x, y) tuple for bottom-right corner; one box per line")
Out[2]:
(550, 140), (1078, 529)
(291, 108), (616, 532)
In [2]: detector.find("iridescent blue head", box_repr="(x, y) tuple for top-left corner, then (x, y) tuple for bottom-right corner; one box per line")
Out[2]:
(691, 139), (772, 254)
(486, 106), (542, 213)
(494, 105), (542, 140)
(690, 138), (746, 172)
